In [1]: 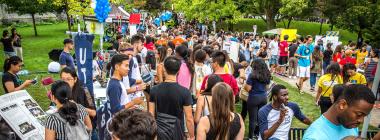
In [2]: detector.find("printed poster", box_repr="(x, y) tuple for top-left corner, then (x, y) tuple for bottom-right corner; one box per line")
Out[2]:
(0, 90), (47, 140)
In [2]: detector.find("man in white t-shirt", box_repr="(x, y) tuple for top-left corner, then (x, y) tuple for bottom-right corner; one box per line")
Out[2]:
(118, 40), (146, 106)
(269, 35), (279, 73)
(258, 84), (311, 140)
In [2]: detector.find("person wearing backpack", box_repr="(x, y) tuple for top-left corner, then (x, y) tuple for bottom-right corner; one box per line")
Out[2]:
(148, 56), (195, 140)
(45, 80), (92, 140)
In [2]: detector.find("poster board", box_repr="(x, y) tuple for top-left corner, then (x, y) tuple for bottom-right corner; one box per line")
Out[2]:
(223, 40), (239, 62)
(314, 35), (340, 51)
(129, 24), (137, 36)
(85, 21), (104, 35)
(280, 29), (297, 42)
(0, 90), (47, 140)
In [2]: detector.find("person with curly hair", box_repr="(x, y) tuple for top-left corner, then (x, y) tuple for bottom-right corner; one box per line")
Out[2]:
(108, 109), (157, 140)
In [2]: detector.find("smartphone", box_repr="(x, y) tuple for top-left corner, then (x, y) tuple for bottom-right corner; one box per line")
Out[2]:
(31, 77), (38, 85)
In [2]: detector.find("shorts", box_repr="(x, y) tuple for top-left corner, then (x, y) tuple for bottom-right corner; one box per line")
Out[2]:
(288, 57), (298, 68)
(297, 66), (310, 78)
(279, 56), (288, 66)
(269, 55), (279, 65)
(4, 51), (16, 58)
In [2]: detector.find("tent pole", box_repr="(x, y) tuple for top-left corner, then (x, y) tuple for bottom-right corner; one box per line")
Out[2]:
(361, 58), (380, 138)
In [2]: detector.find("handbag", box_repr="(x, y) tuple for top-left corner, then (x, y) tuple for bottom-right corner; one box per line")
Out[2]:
(239, 87), (249, 102)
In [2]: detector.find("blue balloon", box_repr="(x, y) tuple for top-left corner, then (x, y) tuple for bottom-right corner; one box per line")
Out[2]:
(165, 11), (172, 19)
(154, 18), (161, 26)
(121, 24), (127, 34)
(94, 0), (111, 23)
(160, 13), (167, 22)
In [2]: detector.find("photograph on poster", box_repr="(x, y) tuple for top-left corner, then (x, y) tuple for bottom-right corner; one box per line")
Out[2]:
(18, 122), (36, 135)
(28, 108), (44, 117)
(23, 99), (38, 109)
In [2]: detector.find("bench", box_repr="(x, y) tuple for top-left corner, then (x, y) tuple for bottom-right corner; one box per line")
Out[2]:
(288, 128), (378, 140)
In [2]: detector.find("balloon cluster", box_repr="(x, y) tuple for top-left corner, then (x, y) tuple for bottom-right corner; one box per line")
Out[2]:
(154, 11), (173, 26)
(94, 0), (111, 23)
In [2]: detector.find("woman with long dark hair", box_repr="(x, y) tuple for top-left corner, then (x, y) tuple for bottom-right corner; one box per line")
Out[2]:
(194, 74), (223, 124)
(2, 56), (33, 93)
(11, 28), (22, 60)
(310, 46), (323, 91)
(175, 45), (194, 89)
(244, 59), (271, 139)
(316, 63), (342, 114)
(155, 46), (168, 84)
(342, 63), (366, 85)
(45, 80), (92, 140)
(256, 40), (269, 67)
(333, 45), (343, 63)
(196, 83), (244, 139)
(60, 67), (96, 117)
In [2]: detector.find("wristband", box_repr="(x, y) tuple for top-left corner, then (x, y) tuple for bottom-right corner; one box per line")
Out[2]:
(136, 86), (139, 91)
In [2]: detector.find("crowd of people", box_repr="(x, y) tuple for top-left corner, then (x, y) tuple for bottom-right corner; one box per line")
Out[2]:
(1, 22), (380, 140)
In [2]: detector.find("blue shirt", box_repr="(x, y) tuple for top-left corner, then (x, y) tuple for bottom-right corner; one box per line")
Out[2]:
(303, 115), (359, 140)
(106, 78), (125, 114)
(258, 102), (306, 140)
(59, 51), (75, 70)
(246, 74), (269, 96)
(296, 43), (314, 67)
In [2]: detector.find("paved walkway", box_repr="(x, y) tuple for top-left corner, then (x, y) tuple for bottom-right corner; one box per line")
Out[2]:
(275, 75), (380, 128)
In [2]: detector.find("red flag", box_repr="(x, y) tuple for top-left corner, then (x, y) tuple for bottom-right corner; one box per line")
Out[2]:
(129, 13), (141, 24)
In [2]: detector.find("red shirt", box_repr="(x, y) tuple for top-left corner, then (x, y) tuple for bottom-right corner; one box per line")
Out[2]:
(333, 53), (342, 62)
(144, 42), (155, 50)
(200, 74), (239, 96)
(339, 57), (356, 66)
(279, 41), (288, 56)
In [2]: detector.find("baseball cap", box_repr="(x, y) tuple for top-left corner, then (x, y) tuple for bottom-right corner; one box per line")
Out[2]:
(63, 38), (73, 45)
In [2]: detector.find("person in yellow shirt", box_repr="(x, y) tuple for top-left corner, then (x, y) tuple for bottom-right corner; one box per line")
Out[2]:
(316, 63), (343, 114)
(343, 63), (367, 85)
(356, 44), (368, 66)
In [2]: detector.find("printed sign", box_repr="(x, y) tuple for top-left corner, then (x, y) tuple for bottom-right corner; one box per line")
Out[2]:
(0, 90), (47, 140)
(74, 34), (95, 97)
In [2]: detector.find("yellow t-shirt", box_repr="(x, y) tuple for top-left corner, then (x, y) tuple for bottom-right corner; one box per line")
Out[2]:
(318, 74), (343, 97)
(356, 50), (368, 65)
(349, 73), (367, 85)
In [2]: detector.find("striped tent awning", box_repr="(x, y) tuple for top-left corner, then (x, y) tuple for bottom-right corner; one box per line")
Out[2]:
(326, 31), (339, 36)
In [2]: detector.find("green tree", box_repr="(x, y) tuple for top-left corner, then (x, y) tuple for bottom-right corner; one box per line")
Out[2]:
(335, 0), (379, 45)
(279, 0), (308, 28)
(318, 0), (347, 31)
(175, 0), (241, 30)
(243, 0), (282, 29)
(0, 0), (52, 36)
(39, 0), (93, 31)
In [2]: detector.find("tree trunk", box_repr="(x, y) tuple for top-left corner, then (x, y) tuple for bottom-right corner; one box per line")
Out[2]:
(31, 13), (37, 36)
(357, 29), (363, 47)
(330, 23), (334, 31)
(319, 20), (323, 35)
(267, 18), (276, 29)
(265, 10), (276, 29)
(66, 10), (72, 32)
(287, 18), (292, 29)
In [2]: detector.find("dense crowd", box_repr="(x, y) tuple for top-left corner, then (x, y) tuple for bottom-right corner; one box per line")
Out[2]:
(1, 23), (380, 140)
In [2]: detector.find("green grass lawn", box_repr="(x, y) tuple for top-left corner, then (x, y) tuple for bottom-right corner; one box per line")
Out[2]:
(221, 19), (357, 44)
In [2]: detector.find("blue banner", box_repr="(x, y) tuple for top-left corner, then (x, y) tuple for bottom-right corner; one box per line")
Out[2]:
(74, 34), (95, 97)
